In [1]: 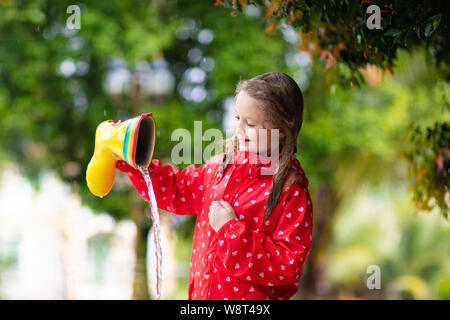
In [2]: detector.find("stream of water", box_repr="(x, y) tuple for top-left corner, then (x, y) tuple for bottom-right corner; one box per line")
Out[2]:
(138, 166), (163, 300)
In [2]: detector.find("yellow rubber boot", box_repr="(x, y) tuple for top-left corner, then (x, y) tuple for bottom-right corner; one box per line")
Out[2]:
(86, 113), (156, 197)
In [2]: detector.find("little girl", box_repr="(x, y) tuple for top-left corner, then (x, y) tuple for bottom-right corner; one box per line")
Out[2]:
(116, 72), (313, 300)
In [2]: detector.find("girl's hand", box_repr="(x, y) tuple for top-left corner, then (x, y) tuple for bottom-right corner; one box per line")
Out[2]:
(208, 200), (237, 232)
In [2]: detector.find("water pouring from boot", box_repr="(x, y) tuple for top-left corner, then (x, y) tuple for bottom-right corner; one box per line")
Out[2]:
(86, 113), (163, 300)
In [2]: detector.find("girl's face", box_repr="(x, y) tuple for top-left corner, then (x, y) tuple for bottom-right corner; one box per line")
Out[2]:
(233, 90), (284, 157)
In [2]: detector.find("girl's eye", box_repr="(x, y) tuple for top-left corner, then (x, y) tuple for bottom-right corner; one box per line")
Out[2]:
(233, 115), (254, 127)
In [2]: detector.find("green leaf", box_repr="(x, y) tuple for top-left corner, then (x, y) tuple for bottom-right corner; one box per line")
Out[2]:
(385, 28), (401, 37)
(424, 14), (442, 38)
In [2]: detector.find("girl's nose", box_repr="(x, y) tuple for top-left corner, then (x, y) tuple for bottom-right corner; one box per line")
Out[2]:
(236, 119), (245, 136)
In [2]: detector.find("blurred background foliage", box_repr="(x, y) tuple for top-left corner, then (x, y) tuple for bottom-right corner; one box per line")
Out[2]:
(0, 0), (448, 299)
(224, 0), (449, 85)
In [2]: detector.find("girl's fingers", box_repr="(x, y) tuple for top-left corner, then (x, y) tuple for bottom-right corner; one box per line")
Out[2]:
(216, 200), (225, 208)
(220, 201), (235, 213)
(211, 201), (223, 209)
(219, 200), (231, 208)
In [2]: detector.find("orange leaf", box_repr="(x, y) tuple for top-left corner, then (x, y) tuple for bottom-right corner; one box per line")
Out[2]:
(267, 6), (275, 17)
(338, 43), (347, 51)
(300, 30), (316, 46)
(297, 46), (313, 63)
(319, 50), (336, 70)
(332, 43), (347, 56)
(265, 23), (277, 33)
(297, 46), (309, 53)
(333, 47), (340, 56)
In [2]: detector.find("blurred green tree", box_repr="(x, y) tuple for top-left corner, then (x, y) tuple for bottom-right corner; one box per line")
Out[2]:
(295, 49), (448, 298)
(218, 0), (449, 84)
(327, 183), (449, 299)
(0, 0), (179, 299)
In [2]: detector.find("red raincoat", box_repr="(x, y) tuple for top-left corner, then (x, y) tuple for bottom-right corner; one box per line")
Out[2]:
(116, 150), (313, 300)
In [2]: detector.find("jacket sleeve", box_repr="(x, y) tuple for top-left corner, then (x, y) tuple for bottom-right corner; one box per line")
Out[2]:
(116, 159), (209, 216)
(215, 183), (313, 286)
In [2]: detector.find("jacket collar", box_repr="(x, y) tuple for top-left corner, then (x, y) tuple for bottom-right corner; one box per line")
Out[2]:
(231, 151), (308, 186)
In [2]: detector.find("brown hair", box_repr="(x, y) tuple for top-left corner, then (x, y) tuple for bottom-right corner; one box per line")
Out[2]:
(214, 72), (304, 222)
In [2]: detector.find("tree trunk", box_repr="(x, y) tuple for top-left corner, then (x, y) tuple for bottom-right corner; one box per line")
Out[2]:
(298, 183), (341, 299)
(130, 192), (151, 300)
